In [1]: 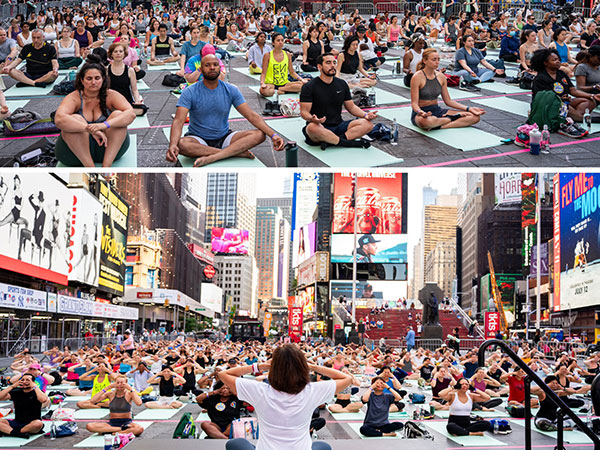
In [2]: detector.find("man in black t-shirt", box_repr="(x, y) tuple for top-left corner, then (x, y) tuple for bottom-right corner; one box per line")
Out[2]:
(85, 16), (105, 50)
(0, 373), (47, 438)
(197, 381), (242, 438)
(2, 29), (58, 88)
(300, 53), (376, 149)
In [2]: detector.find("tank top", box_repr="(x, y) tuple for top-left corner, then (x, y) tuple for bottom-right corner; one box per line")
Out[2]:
(109, 394), (131, 413)
(159, 376), (175, 397)
(341, 51), (359, 74)
(57, 39), (76, 58)
(306, 39), (321, 66)
(408, 48), (422, 73)
(555, 41), (568, 63)
(432, 377), (451, 398)
(154, 35), (170, 57)
(541, 30), (552, 48)
(77, 92), (108, 124)
(472, 379), (487, 391)
(449, 392), (473, 416)
(182, 369), (195, 389)
(264, 50), (289, 86)
(74, 29), (90, 48)
(10, 26), (21, 41)
(419, 70), (442, 101)
(92, 374), (111, 402)
(389, 25), (400, 42)
(109, 64), (134, 104)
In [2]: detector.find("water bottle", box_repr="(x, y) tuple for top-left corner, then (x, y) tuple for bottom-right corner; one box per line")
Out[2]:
(50, 423), (56, 441)
(392, 118), (398, 144)
(104, 434), (112, 450)
(68, 71), (76, 82)
(541, 124), (550, 152)
(369, 86), (376, 107)
(584, 108), (592, 133)
(493, 420), (499, 434)
(285, 141), (298, 167)
(391, 63), (396, 77)
(587, 405), (592, 426)
(529, 127), (541, 155)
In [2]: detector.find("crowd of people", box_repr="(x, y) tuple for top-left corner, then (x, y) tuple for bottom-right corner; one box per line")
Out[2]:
(2, 327), (600, 447)
(0, 1), (599, 165)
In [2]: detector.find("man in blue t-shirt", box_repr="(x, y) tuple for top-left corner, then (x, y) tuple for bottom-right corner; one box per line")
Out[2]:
(168, 54), (285, 167)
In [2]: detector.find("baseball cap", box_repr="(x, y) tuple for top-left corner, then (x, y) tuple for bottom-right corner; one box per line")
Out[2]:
(358, 234), (380, 246)
(29, 363), (42, 370)
(356, 25), (366, 33)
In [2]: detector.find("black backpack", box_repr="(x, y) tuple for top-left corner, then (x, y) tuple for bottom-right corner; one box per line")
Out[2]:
(404, 420), (434, 439)
(162, 74), (185, 87)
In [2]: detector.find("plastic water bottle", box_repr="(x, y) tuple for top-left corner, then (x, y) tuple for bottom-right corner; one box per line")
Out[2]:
(493, 420), (499, 434)
(369, 86), (376, 107)
(529, 127), (541, 155)
(50, 423), (56, 441)
(541, 124), (550, 153)
(584, 108), (592, 133)
(392, 118), (398, 144)
(104, 434), (112, 450)
(587, 406), (592, 426)
(391, 63), (396, 77)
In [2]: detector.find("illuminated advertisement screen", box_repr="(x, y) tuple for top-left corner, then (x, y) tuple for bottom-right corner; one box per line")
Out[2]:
(331, 234), (408, 263)
(330, 280), (408, 310)
(522, 173), (537, 270)
(554, 173), (600, 311)
(211, 228), (249, 255)
(0, 173), (71, 285)
(292, 173), (319, 234)
(297, 286), (315, 320)
(292, 222), (316, 267)
(332, 173), (407, 234)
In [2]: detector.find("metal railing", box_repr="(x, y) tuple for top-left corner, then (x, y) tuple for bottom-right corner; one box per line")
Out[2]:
(479, 339), (600, 450)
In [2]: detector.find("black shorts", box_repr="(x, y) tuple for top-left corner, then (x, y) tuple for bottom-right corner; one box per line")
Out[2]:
(8, 420), (42, 433)
(336, 398), (351, 408)
(411, 104), (449, 126)
(302, 119), (352, 146)
(109, 418), (132, 428)
(24, 72), (46, 81)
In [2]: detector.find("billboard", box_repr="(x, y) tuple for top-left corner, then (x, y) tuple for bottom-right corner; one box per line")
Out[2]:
(333, 172), (407, 234)
(522, 173), (537, 270)
(97, 179), (129, 296)
(211, 228), (249, 255)
(68, 188), (102, 287)
(485, 311), (500, 339)
(292, 222), (316, 267)
(530, 243), (549, 277)
(0, 173), (71, 285)
(495, 173), (522, 205)
(331, 234), (408, 263)
(480, 273), (520, 313)
(297, 286), (315, 319)
(289, 306), (303, 340)
(292, 173), (319, 235)
(330, 280), (408, 309)
(554, 173), (600, 311)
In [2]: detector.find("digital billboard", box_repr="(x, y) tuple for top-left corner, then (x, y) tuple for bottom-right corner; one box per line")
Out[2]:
(292, 222), (316, 267)
(554, 173), (600, 311)
(292, 173), (319, 235)
(68, 188), (102, 287)
(211, 228), (249, 255)
(333, 172), (407, 234)
(330, 280), (408, 309)
(522, 173), (537, 270)
(495, 173), (522, 205)
(0, 173), (71, 285)
(297, 286), (315, 319)
(97, 179), (129, 296)
(331, 234), (408, 263)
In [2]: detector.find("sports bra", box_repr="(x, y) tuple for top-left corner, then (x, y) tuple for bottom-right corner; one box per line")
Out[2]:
(77, 92), (109, 124)
(419, 70), (442, 101)
(449, 392), (472, 416)
(109, 394), (131, 414)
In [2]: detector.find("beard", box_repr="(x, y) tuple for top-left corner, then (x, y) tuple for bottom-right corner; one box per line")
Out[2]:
(203, 71), (220, 81)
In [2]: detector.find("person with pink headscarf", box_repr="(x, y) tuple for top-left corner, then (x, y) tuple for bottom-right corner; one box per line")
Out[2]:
(184, 43), (226, 84)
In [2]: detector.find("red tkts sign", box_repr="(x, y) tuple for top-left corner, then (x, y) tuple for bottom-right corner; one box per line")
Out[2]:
(485, 311), (500, 339)
(204, 265), (216, 279)
(289, 307), (303, 339)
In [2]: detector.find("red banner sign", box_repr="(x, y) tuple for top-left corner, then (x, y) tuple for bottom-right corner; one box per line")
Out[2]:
(289, 307), (303, 340)
(485, 311), (500, 339)
(136, 292), (153, 299)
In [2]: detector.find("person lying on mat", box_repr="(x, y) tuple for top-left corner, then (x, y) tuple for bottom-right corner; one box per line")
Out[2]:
(259, 32), (307, 97)
(148, 23), (179, 66)
(410, 48), (485, 131)
(300, 53), (375, 150)
(85, 375), (145, 437)
(359, 376), (405, 437)
(144, 366), (185, 409)
(76, 363), (116, 409)
(0, 373), (46, 438)
(534, 375), (575, 432)
(196, 380), (242, 439)
(54, 55), (136, 167)
(168, 54), (285, 167)
(439, 377), (492, 437)
(2, 29), (58, 88)
(108, 42), (148, 116)
(247, 32), (271, 74)
(327, 368), (362, 413)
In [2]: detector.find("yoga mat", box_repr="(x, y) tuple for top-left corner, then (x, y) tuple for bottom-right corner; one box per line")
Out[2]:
(73, 408), (110, 419)
(371, 87), (410, 105)
(61, 395), (92, 402)
(56, 134), (138, 168)
(6, 99), (30, 111)
(435, 409), (509, 419)
(377, 107), (503, 151)
(48, 384), (75, 390)
(389, 411), (410, 419)
(137, 79), (150, 91)
(248, 85), (299, 101)
(5, 75), (65, 98)
(146, 62), (181, 71)
(326, 406), (365, 420)
(479, 82), (528, 94)
(58, 64), (82, 75)
(130, 115), (150, 129)
(196, 412), (211, 421)
(509, 419), (592, 443)
(347, 421), (403, 439)
(268, 117), (403, 167)
(425, 421), (507, 446)
(73, 421), (153, 448)
(161, 127), (267, 168)
(134, 406), (185, 420)
(471, 97), (531, 118)
(382, 77), (481, 99)
(233, 67), (261, 80)
(0, 421), (58, 447)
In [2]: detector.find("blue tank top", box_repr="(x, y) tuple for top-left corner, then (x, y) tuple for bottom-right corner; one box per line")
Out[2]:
(555, 41), (568, 63)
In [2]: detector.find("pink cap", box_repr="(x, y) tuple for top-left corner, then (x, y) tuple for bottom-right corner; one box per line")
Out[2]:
(201, 44), (216, 57)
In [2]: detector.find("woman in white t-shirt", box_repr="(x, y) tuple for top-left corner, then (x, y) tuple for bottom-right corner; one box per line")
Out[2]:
(220, 344), (352, 450)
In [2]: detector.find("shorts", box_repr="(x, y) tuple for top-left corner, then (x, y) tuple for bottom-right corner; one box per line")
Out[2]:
(336, 398), (351, 408)
(108, 418), (132, 428)
(411, 104), (449, 126)
(302, 120), (352, 146)
(8, 420), (42, 433)
(185, 130), (239, 149)
(24, 72), (45, 81)
(432, 398), (447, 405)
(158, 396), (175, 405)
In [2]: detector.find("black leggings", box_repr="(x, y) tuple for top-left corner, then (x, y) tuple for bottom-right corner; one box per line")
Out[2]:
(447, 415), (491, 436)
(173, 386), (202, 396)
(501, 54), (519, 63)
(301, 63), (317, 72)
(310, 417), (326, 432)
(360, 422), (404, 437)
(564, 397), (585, 409)
(473, 398), (503, 410)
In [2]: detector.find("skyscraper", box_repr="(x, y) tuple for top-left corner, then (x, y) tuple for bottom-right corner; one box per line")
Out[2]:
(256, 206), (290, 303)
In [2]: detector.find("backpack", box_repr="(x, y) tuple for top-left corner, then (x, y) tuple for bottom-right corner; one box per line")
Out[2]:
(506, 404), (525, 418)
(519, 71), (535, 90)
(162, 74), (186, 87)
(53, 79), (76, 95)
(368, 123), (392, 141)
(46, 421), (78, 438)
(352, 88), (370, 108)
(3, 108), (59, 136)
(279, 98), (301, 117)
(404, 420), (434, 439)
(527, 90), (567, 133)
(173, 412), (198, 439)
(229, 417), (259, 439)
(444, 74), (460, 87)
(409, 393), (426, 404)
(490, 419), (512, 434)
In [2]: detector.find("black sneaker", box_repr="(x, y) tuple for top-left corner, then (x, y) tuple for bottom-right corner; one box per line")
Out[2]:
(558, 121), (588, 138)
(262, 100), (273, 116)
(459, 80), (476, 91)
(271, 102), (282, 116)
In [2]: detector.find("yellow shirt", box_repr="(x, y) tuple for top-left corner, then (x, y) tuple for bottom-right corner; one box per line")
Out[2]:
(264, 50), (289, 86)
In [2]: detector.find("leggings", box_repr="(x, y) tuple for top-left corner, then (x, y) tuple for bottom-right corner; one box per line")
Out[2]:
(447, 415), (491, 436)
(311, 417), (326, 432)
(453, 67), (494, 83)
(301, 63), (317, 72)
(473, 398), (503, 409)
(226, 439), (331, 450)
(359, 422), (404, 437)
(501, 53), (519, 63)
(564, 397), (585, 409)
(173, 387), (202, 396)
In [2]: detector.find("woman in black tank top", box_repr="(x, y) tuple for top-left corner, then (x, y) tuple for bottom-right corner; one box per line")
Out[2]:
(317, 22), (338, 56)
(107, 42), (148, 116)
(145, 367), (185, 409)
(301, 26), (324, 72)
(336, 35), (376, 89)
(174, 360), (203, 396)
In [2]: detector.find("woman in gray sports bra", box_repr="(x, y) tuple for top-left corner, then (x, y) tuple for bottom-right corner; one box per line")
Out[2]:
(410, 48), (485, 130)
(53, 54), (135, 167)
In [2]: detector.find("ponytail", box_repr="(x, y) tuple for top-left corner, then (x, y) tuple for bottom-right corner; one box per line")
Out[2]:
(417, 48), (438, 71)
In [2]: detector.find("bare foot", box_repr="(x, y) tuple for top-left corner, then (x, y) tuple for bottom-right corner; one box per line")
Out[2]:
(469, 432), (484, 436)
(382, 432), (397, 437)
(240, 150), (255, 159)
(193, 156), (211, 167)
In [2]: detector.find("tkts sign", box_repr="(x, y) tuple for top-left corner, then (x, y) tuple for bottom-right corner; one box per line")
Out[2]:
(289, 307), (303, 340)
(485, 311), (500, 339)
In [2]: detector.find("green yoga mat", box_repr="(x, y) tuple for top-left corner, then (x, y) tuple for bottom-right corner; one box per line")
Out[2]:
(435, 409), (508, 419)
(134, 407), (185, 420)
(48, 384), (74, 390)
(479, 82), (529, 94)
(196, 412), (211, 421)
(268, 117), (402, 167)
(389, 411), (411, 419)
(130, 115), (150, 129)
(146, 62), (181, 71)
(377, 107), (503, 151)
(137, 79), (150, 91)
(0, 421), (57, 447)
(425, 421), (507, 446)
(56, 134), (138, 168)
(248, 85), (299, 101)
(161, 127), (267, 168)
(471, 97), (530, 118)
(6, 99), (30, 111)
(73, 421), (153, 448)
(371, 87), (410, 105)
(509, 419), (592, 443)
(73, 408), (110, 419)
(347, 421), (403, 439)
(5, 75), (65, 98)
(233, 67), (261, 80)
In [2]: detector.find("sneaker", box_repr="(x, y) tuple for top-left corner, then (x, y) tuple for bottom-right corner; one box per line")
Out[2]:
(271, 102), (282, 116)
(459, 80), (477, 92)
(558, 121), (588, 138)
(262, 100), (273, 116)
